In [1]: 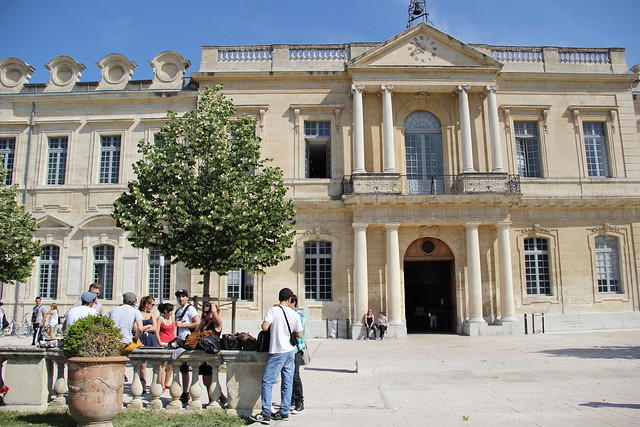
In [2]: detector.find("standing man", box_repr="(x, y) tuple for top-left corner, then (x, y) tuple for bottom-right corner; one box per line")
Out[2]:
(251, 288), (302, 424)
(31, 297), (45, 345)
(174, 288), (199, 404)
(64, 291), (98, 329)
(72, 283), (103, 314)
(106, 292), (144, 346)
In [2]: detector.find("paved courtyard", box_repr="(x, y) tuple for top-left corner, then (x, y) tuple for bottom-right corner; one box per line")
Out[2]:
(290, 330), (640, 427)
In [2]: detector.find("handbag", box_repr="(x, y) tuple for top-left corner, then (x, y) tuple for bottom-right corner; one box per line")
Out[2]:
(221, 333), (239, 350)
(256, 330), (270, 352)
(301, 350), (311, 365)
(199, 334), (221, 354)
(278, 305), (298, 347)
(235, 332), (258, 351)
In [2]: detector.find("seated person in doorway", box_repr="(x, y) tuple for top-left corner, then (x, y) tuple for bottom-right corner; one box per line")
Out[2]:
(375, 311), (389, 340)
(364, 309), (376, 339)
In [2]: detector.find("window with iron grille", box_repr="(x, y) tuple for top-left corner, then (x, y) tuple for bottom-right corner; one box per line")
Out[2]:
(47, 137), (68, 185)
(149, 249), (171, 301)
(227, 269), (254, 301)
(595, 236), (621, 293)
(99, 135), (121, 184)
(304, 121), (331, 178)
(0, 137), (16, 185)
(39, 245), (59, 299)
(93, 245), (114, 300)
(304, 241), (332, 300)
(514, 121), (542, 178)
(524, 238), (551, 295)
(583, 122), (610, 177)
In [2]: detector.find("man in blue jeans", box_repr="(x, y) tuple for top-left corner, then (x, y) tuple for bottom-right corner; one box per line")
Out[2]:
(251, 288), (303, 424)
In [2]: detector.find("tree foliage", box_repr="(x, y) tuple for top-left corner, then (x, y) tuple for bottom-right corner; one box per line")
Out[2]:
(0, 167), (41, 283)
(113, 85), (296, 279)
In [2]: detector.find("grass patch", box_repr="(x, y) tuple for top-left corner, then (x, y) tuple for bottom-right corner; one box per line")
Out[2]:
(0, 409), (245, 427)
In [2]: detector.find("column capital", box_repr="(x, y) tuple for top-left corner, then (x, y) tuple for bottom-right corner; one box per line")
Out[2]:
(456, 84), (471, 93)
(351, 83), (365, 93)
(485, 85), (497, 94)
(352, 223), (369, 231)
(465, 221), (481, 230)
(496, 220), (512, 230)
(384, 223), (401, 231)
(381, 84), (394, 92)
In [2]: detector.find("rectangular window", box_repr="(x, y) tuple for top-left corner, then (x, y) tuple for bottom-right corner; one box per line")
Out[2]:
(39, 245), (59, 299)
(93, 245), (114, 300)
(149, 249), (171, 301)
(595, 236), (621, 293)
(524, 238), (551, 295)
(304, 241), (332, 300)
(226, 269), (254, 301)
(99, 135), (121, 184)
(0, 137), (16, 185)
(583, 122), (610, 177)
(514, 121), (542, 178)
(47, 137), (68, 185)
(304, 121), (330, 179)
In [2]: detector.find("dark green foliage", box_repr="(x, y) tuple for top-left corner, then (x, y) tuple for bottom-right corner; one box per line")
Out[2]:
(62, 315), (122, 358)
(112, 85), (296, 277)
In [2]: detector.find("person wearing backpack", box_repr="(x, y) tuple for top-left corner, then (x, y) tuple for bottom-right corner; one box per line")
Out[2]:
(251, 288), (302, 424)
(174, 288), (199, 405)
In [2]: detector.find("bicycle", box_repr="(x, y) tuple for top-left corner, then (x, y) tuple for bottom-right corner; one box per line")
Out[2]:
(0, 320), (32, 338)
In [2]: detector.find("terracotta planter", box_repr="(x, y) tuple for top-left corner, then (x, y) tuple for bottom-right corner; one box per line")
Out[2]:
(67, 356), (128, 427)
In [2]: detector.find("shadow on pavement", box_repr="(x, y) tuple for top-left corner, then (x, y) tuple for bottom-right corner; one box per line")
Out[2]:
(579, 401), (640, 409)
(538, 346), (640, 359)
(14, 412), (74, 426)
(303, 367), (357, 374)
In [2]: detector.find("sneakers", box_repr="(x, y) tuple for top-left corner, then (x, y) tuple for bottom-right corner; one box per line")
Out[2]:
(291, 402), (304, 414)
(250, 412), (271, 424)
(271, 412), (289, 421)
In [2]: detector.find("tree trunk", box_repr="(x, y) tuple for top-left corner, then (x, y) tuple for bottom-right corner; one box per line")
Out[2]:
(203, 271), (210, 298)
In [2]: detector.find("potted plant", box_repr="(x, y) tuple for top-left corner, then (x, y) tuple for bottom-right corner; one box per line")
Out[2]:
(62, 315), (126, 426)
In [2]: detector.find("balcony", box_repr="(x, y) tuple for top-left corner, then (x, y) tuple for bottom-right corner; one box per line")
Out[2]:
(343, 173), (521, 196)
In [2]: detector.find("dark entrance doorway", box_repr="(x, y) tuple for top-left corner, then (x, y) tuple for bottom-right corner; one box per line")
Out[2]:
(403, 237), (455, 333)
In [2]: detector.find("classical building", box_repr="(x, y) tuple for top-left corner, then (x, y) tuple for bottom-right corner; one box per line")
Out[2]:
(1, 23), (639, 337)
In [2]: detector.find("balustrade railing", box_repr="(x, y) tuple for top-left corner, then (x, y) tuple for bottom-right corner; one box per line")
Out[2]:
(0, 346), (266, 417)
(289, 46), (347, 61)
(217, 47), (272, 62)
(558, 49), (610, 64)
(491, 48), (543, 63)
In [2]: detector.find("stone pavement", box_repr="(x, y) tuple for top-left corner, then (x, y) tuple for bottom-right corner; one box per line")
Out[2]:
(283, 331), (640, 427)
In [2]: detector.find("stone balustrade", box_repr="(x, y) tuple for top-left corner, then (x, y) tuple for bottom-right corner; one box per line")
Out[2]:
(558, 49), (610, 64)
(491, 48), (543, 63)
(217, 47), (273, 62)
(289, 46), (347, 61)
(0, 346), (267, 418)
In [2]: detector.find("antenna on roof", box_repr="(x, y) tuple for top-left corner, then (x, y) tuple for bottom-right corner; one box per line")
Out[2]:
(407, 0), (429, 28)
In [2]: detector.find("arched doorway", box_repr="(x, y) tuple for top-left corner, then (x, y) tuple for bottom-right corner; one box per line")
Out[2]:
(404, 237), (455, 333)
(404, 111), (444, 194)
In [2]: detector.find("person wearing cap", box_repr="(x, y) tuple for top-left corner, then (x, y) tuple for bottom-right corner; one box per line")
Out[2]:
(106, 292), (144, 345)
(64, 291), (98, 330)
(174, 288), (200, 404)
(72, 283), (103, 314)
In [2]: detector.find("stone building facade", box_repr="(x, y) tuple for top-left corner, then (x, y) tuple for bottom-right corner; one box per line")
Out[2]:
(1, 23), (639, 337)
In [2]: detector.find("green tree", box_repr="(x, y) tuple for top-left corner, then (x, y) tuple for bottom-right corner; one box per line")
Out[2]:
(0, 167), (41, 283)
(113, 85), (296, 295)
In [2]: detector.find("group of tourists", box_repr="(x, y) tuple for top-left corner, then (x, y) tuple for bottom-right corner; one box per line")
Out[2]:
(364, 309), (389, 339)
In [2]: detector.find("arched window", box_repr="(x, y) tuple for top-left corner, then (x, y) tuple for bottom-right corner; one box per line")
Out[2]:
(93, 245), (114, 300)
(149, 249), (171, 301)
(404, 111), (443, 194)
(595, 236), (621, 293)
(304, 241), (332, 300)
(39, 245), (60, 299)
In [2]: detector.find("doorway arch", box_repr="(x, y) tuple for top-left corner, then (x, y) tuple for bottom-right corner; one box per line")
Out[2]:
(404, 237), (455, 333)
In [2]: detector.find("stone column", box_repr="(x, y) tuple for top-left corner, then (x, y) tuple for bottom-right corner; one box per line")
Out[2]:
(457, 85), (475, 173)
(384, 223), (402, 324)
(352, 84), (366, 173)
(381, 84), (396, 173)
(497, 221), (516, 322)
(353, 223), (369, 331)
(465, 222), (485, 323)
(486, 86), (505, 172)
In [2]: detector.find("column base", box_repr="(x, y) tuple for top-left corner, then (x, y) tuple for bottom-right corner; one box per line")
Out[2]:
(462, 318), (487, 336)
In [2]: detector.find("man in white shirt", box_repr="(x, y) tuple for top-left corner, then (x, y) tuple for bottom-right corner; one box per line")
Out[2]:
(173, 288), (200, 404)
(252, 288), (302, 424)
(72, 283), (103, 314)
(106, 292), (143, 345)
(64, 291), (98, 329)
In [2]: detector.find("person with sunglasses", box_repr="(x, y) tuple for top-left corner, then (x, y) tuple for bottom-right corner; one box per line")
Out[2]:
(137, 295), (159, 390)
(195, 302), (228, 407)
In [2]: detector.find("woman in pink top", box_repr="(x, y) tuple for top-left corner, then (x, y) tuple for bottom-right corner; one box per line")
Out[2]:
(156, 303), (177, 389)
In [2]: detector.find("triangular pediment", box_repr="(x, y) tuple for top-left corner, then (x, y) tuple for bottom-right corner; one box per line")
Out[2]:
(350, 23), (501, 69)
(36, 215), (73, 230)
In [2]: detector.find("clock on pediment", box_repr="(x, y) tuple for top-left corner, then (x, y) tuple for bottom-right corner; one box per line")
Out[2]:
(407, 35), (438, 63)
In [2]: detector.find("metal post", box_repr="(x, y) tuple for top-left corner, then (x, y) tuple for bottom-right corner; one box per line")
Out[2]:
(524, 313), (528, 335)
(541, 313), (545, 334)
(231, 300), (236, 334)
(336, 319), (339, 339)
(532, 312), (535, 333)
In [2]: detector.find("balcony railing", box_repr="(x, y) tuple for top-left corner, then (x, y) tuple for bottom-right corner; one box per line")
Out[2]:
(343, 173), (521, 195)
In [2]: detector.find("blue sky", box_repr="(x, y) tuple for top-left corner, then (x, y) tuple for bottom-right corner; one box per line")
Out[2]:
(2, 0), (638, 83)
